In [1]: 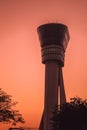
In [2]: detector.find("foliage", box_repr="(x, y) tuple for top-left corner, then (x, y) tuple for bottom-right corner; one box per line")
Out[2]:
(0, 88), (25, 125)
(51, 97), (87, 130)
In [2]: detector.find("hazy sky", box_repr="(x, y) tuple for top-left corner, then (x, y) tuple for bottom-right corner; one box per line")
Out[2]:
(0, 0), (87, 129)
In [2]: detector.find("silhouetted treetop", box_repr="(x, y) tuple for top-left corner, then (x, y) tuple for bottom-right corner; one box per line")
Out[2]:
(51, 97), (87, 130)
(0, 88), (25, 125)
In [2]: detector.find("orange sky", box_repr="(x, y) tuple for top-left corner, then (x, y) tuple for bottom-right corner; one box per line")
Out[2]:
(0, 0), (87, 129)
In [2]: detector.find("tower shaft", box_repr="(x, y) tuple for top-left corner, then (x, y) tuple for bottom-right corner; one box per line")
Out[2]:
(44, 62), (59, 130)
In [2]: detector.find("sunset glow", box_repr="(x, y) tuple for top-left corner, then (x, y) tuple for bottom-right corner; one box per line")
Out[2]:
(0, 0), (87, 130)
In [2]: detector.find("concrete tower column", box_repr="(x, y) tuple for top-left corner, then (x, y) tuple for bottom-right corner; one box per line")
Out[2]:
(37, 23), (70, 130)
(44, 61), (59, 130)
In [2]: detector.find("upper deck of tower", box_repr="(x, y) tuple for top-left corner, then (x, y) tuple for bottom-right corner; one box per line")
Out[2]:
(37, 23), (70, 51)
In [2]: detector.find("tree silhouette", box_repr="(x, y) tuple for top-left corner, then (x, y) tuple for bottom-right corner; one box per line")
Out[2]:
(51, 97), (87, 130)
(0, 88), (25, 125)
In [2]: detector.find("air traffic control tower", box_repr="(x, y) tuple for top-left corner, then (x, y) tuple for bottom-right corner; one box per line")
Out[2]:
(37, 23), (70, 130)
